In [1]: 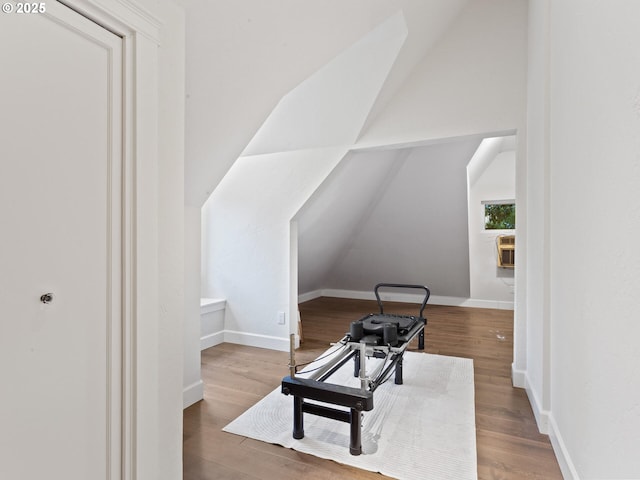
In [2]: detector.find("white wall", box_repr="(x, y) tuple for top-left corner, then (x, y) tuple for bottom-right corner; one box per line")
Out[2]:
(183, 205), (203, 408)
(139, 0), (185, 477)
(550, 1), (640, 477)
(180, 0), (468, 207)
(199, 11), (407, 350)
(320, 139), (481, 297)
(201, 147), (349, 349)
(467, 140), (516, 305)
(181, 1), (466, 393)
(299, 135), (521, 308)
(199, 0), (527, 349)
(520, 0), (550, 437)
(358, 0), (527, 149)
(296, 149), (408, 294)
(199, 299), (226, 350)
(242, 12), (407, 156)
(524, 1), (640, 478)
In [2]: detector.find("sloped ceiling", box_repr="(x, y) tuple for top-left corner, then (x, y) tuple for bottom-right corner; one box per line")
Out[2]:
(467, 135), (517, 188)
(297, 138), (482, 296)
(242, 12), (408, 156)
(295, 149), (409, 294)
(358, 0), (527, 147)
(193, 0), (527, 312)
(179, 0), (470, 206)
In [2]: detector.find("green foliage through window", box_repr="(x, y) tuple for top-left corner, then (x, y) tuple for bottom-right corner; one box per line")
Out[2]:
(484, 203), (515, 230)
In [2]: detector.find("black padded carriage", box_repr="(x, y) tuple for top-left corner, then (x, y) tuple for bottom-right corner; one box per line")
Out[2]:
(349, 283), (430, 348)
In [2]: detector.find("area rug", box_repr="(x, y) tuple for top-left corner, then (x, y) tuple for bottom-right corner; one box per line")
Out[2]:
(223, 349), (477, 480)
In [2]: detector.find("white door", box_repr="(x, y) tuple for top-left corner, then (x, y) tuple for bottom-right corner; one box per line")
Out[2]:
(0, 2), (123, 479)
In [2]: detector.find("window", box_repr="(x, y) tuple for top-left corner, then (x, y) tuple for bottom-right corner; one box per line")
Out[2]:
(482, 200), (515, 230)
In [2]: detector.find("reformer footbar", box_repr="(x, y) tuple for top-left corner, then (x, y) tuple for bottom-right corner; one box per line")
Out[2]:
(281, 283), (430, 455)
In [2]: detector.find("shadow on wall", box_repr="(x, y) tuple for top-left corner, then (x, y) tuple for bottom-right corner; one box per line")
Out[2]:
(296, 134), (516, 307)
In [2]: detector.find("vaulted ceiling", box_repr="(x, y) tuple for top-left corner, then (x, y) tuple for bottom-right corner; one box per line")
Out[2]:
(179, 0), (471, 206)
(193, 0), (526, 303)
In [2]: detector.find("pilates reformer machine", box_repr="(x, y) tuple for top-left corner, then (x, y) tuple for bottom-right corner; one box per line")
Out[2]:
(281, 283), (431, 455)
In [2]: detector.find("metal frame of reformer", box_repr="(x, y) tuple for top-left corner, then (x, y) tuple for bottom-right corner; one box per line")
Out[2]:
(281, 283), (430, 456)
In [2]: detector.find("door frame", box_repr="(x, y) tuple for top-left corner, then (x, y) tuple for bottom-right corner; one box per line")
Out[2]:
(58, 1), (164, 478)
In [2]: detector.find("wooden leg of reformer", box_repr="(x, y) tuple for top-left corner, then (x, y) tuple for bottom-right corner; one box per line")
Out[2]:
(394, 354), (403, 385)
(349, 408), (362, 455)
(293, 396), (304, 439)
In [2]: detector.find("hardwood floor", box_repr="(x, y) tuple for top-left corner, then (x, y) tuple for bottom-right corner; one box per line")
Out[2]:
(183, 297), (563, 479)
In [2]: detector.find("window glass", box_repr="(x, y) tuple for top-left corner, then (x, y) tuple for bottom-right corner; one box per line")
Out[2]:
(484, 203), (515, 230)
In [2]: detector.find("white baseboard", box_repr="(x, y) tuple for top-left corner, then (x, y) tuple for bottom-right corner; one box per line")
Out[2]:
(430, 295), (514, 310)
(299, 289), (514, 310)
(183, 379), (204, 409)
(512, 367), (580, 479)
(201, 331), (224, 350)
(202, 329), (297, 353)
(511, 364), (526, 388)
(523, 373), (550, 434)
(222, 330), (290, 352)
(298, 290), (323, 303)
(548, 413), (580, 480)
(319, 289), (375, 301)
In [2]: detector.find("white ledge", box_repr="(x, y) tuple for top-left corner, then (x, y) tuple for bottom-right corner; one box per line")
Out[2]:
(200, 298), (226, 314)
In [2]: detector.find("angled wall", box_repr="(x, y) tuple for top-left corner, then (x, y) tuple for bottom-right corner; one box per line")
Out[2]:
(183, 0), (470, 207)
(358, 0), (527, 148)
(186, 0), (526, 414)
(183, 0), (400, 206)
(299, 135), (518, 307)
(200, 0), (528, 352)
(201, 147), (349, 349)
(242, 13), (407, 155)
(201, 14), (408, 349)
(321, 139), (481, 296)
(296, 149), (408, 294)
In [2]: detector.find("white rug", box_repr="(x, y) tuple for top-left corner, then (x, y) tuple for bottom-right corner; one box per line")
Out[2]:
(223, 349), (477, 480)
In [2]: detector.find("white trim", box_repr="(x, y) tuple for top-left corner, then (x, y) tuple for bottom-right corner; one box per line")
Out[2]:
(430, 295), (514, 310)
(511, 371), (581, 480)
(523, 372), (550, 434)
(511, 363), (526, 388)
(352, 130), (517, 153)
(320, 289), (374, 301)
(481, 198), (516, 205)
(61, 1), (166, 478)
(223, 330), (290, 352)
(182, 380), (204, 409)
(202, 331), (300, 353)
(298, 289), (514, 310)
(60, 0), (162, 42)
(200, 298), (226, 314)
(298, 290), (323, 303)
(548, 413), (580, 480)
(201, 331), (225, 351)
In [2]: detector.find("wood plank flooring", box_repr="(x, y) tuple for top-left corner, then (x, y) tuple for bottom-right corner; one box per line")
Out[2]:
(183, 297), (563, 479)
